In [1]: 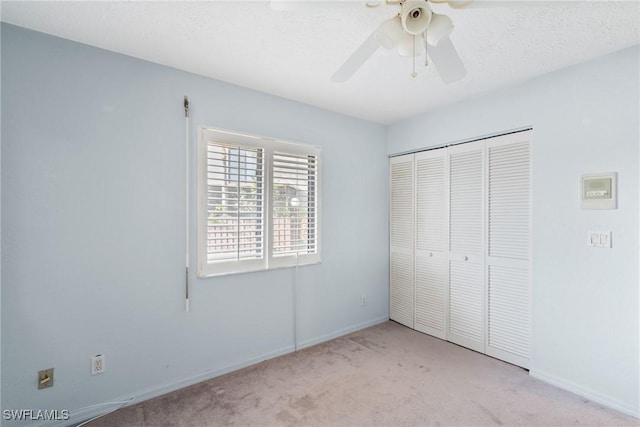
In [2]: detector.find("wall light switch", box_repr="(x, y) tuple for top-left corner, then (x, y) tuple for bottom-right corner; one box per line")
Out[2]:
(588, 231), (611, 248)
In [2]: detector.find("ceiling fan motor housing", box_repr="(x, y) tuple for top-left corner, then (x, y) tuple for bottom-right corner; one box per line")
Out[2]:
(401, 0), (432, 35)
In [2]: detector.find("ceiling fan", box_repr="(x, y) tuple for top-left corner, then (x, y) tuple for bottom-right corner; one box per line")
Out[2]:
(331, 0), (472, 83)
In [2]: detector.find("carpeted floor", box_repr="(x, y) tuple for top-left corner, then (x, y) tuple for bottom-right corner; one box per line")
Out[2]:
(89, 321), (638, 426)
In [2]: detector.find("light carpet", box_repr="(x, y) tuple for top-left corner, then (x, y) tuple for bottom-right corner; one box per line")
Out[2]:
(88, 321), (638, 426)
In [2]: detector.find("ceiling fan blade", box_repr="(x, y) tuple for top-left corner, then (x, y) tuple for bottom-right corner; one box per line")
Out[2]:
(439, 0), (547, 9)
(331, 33), (380, 83)
(270, 0), (362, 11)
(427, 36), (467, 84)
(428, 0), (472, 8)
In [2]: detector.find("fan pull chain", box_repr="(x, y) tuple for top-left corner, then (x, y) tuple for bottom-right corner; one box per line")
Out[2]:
(424, 29), (429, 67)
(411, 34), (417, 78)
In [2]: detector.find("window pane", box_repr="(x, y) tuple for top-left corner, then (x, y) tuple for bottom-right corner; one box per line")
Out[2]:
(207, 143), (263, 262)
(272, 153), (318, 256)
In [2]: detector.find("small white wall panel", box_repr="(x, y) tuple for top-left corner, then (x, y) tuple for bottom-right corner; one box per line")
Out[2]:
(390, 155), (415, 328)
(486, 134), (531, 368)
(447, 143), (485, 353)
(415, 151), (447, 338)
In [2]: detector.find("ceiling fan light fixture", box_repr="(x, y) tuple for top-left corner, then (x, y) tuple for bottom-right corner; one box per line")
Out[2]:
(375, 16), (404, 49)
(365, 0), (383, 7)
(330, 0), (466, 83)
(426, 12), (454, 46)
(400, 0), (432, 35)
(446, 0), (474, 9)
(397, 32), (426, 57)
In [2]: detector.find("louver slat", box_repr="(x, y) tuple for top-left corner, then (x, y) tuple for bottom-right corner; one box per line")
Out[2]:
(390, 156), (414, 328)
(449, 261), (483, 342)
(449, 150), (483, 255)
(487, 139), (530, 368)
(488, 266), (530, 358)
(447, 144), (484, 353)
(391, 252), (414, 328)
(416, 156), (446, 252)
(391, 160), (414, 249)
(415, 151), (447, 338)
(488, 141), (529, 259)
(415, 255), (446, 336)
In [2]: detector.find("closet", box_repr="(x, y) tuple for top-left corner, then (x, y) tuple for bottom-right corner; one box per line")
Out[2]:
(389, 130), (531, 369)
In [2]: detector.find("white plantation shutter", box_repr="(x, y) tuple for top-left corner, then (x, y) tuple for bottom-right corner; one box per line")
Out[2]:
(414, 150), (447, 338)
(271, 152), (318, 261)
(198, 128), (320, 277)
(390, 155), (414, 329)
(205, 142), (264, 263)
(486, 135), (531, 368)
(447, 142), (485, 353)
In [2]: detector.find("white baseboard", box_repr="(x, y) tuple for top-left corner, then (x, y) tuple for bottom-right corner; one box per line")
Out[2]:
(297, 315), (390, 350)
(529, 368), (639, 419)
(38, 315), (389, 427)
(34, 345), (295, 427)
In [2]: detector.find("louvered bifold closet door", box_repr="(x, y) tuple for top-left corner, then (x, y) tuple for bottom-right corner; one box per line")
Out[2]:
(486, 132), (531, 369)
(390, 155), (415, 328)
(447, 141), (485, 353)
(414, 150), (447, 339)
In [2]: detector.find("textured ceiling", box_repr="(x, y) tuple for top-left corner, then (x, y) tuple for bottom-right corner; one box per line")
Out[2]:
(1, 0), (639, 124)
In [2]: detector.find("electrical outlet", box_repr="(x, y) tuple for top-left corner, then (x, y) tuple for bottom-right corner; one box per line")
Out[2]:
(91, 355), (105, 375)
(38, 368), (54, 389)
(360, 295), (367, 306)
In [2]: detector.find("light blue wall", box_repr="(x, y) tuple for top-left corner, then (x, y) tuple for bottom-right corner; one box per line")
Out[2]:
(0, 24), (389, 425)
(388, 45), (640, 417)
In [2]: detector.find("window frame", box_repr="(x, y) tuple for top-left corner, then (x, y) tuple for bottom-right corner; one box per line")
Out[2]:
(197, 127), (321, 278)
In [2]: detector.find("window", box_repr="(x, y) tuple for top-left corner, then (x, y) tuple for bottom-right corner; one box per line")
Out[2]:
(197, 127), (320, 277)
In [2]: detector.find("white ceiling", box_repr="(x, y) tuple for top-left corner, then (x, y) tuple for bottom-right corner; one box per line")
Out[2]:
(1, 0), (639, 124)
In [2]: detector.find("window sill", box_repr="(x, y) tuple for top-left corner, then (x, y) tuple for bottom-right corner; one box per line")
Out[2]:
(197, 260), (322, 279)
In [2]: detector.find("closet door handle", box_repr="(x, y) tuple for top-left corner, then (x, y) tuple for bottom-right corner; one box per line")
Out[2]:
(463, 256), (469, 261)
(429, 252), (433, 257)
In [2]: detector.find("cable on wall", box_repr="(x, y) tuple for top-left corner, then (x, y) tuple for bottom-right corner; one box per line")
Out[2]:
(294, 251), (300, 352)
(184, 96), (191, 313)
(292, 172), (302, 352)
(54, 397), (136, 427)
